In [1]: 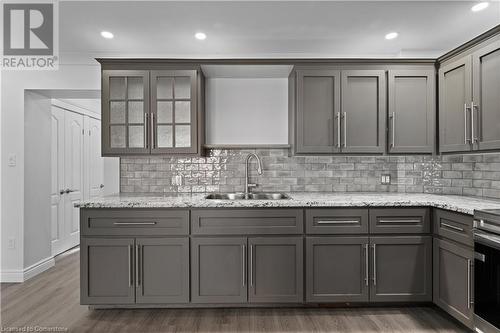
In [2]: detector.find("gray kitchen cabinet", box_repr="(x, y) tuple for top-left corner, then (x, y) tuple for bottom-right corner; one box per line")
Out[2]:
(191, 237), (247, 303)
(99, 61), (205, 157)
(434, 209), (473, 247)
(81, 238), (136, 305)
(136, 238), (189, 304)
(439, 57), (473, 153)
(433, 238), (474, 329)
(150, 70), (199, 154)
(388, 69), (435, 153)
(305, 208), (369, 235)
(369, 208), (431, 234)
(306, 237), (369, 303)
(370, 236), (432, 302)
(296, 69), (341, 153)
(341, 70), (385, 153)
(248, 237), (303, 303)
(472, 40), (500, 151)
(102, 70), (150, 155)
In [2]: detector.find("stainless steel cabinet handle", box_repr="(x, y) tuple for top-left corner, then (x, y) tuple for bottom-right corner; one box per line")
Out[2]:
(471, 102), (478, 144)
(464, 103), (470, 144)
(316, 220), (359, 225)
(151, 113), (155, 149)
(242, 244), (246, 287)
(378, 219), (421, 224)
(372, 244), (377, 286)
(128, 245), (133, 287)
(113, 222), (157, 226)
(250, 244), (253, 287)
(144, 112), (149, 148)
(336, 112), (341, 148)
(343, 111), (347, 148)
(441, 222), (464, 233)
(391, 112), (396, 148)
(136, 244), (141, 287)
(365, 244), (369, 287)
(467, 259), (471, 309)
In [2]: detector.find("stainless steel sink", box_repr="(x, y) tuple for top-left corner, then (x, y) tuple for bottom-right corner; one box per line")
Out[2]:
(204, 192), (289, 200)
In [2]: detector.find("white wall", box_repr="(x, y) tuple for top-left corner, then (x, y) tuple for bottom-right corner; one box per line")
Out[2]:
(205, 78), (288, 145)
(24, 92), (52, 268)
(1, 63), (100, 281)
(103, 158), (120, 195)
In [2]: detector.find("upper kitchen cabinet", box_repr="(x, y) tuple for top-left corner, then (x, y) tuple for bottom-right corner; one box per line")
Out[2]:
(295, 68), (385, 154)
(150, 70), (199, 154)
(472, 40), (500, 151)
(99, 61), (204, 156)
(439, 56), (473, 153)
(295, 69), (341, 153)
(102, 70), (150, 155)
(341, 70), (385, 153)
(388, 69), (435, 153)
(439, 36), (500, 153)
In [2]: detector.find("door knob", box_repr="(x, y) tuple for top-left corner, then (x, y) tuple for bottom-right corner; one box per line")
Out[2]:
(100, 184), (104, 188)
(59, 189), (65, 195)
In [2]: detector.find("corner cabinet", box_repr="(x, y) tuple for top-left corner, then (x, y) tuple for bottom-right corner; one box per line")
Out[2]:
(101, 64), (204, 156)
(439, 39), (500, 153)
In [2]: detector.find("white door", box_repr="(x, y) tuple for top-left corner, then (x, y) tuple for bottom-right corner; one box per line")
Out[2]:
(64, 110), (84, 252)
(87, 117), (104, 198)
(51, 107), (66, 255)
(51, 106), (85, 256)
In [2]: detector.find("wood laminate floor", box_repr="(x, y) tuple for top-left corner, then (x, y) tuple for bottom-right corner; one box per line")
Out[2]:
(1, 249), (468, 333)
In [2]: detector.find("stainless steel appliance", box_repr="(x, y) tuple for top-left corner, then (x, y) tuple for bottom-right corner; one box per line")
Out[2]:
(474, 209), (500, 333)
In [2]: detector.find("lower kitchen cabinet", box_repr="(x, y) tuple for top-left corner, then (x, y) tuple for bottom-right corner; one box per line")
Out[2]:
(433, 238), (474, 328)
(136, 238), (189, 304)
(306, 237), (369, 303)
(81, 238), (136, 304)
(81, 237), (189, 305)
(370, 236), (432, 302)
(248, 237), (303, 303)
(191, 237), (247, 303)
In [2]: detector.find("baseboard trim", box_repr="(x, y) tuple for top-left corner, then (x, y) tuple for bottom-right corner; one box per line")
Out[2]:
(0, 256), (55, 283)
(23, 256), (55, 281)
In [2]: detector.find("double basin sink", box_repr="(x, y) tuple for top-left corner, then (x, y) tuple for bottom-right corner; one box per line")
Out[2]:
(205, 192), (289, 200)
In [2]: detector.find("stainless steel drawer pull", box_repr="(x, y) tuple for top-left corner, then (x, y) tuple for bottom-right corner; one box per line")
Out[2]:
(336, 112), (341, 148)
(242, 244), (246, 287)
(128, 245), (133, 287)
(471, 102), (477, 144)
(378, 219), (421, 224)
(316, 220), (359, 225)
(343, 111), (347, 148)
(464, 103), (470, 144)
(136, 244), (141, 287)
(441, 222), (464, 233)
(390, 112), (395, 148)
(250, 245), (254, 287)
(372, 244), (377, 286)
(113, 222), (157, 226)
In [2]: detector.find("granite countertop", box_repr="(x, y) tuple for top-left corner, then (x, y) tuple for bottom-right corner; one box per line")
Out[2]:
(75, 192), (500, 215)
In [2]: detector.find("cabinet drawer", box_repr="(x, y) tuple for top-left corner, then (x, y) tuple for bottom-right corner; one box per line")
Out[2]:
(369, 208), (430, 234)
(434, 209), (473, 246)
(191, 209), (303, 235)
(306, 209), (368, 234)
(81, 209), (189, 236)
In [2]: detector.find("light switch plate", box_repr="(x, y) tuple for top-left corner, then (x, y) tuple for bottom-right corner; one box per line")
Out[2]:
(8, 154), (16, 167)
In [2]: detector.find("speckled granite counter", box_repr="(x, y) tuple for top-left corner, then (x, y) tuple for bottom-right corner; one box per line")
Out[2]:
(76, 192), (500, 215)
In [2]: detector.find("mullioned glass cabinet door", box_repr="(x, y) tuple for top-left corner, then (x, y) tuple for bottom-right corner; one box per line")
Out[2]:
(102, 70), (150, 155)
(150, 70), (198, 154)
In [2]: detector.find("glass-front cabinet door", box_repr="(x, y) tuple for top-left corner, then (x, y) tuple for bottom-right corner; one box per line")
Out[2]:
(102, 70), (150, 155)
(150, 70), (198, 154)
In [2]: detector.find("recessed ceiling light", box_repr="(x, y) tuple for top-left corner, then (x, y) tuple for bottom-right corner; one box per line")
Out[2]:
(471, 2), (489, 12)
(100, 31), (114, 39)
(385, 32), (398, 40)
(195, 32), (207, 40)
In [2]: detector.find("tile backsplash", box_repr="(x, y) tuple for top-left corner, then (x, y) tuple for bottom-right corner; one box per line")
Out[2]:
(120, 149), (500, 200)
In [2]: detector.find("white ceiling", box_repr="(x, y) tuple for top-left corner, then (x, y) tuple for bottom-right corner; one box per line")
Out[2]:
(59, 1), (500, 61)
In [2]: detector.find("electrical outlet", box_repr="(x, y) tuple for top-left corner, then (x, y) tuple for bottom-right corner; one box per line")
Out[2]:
(381, 174), (391, 185)
(8, 238), (15, 249)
